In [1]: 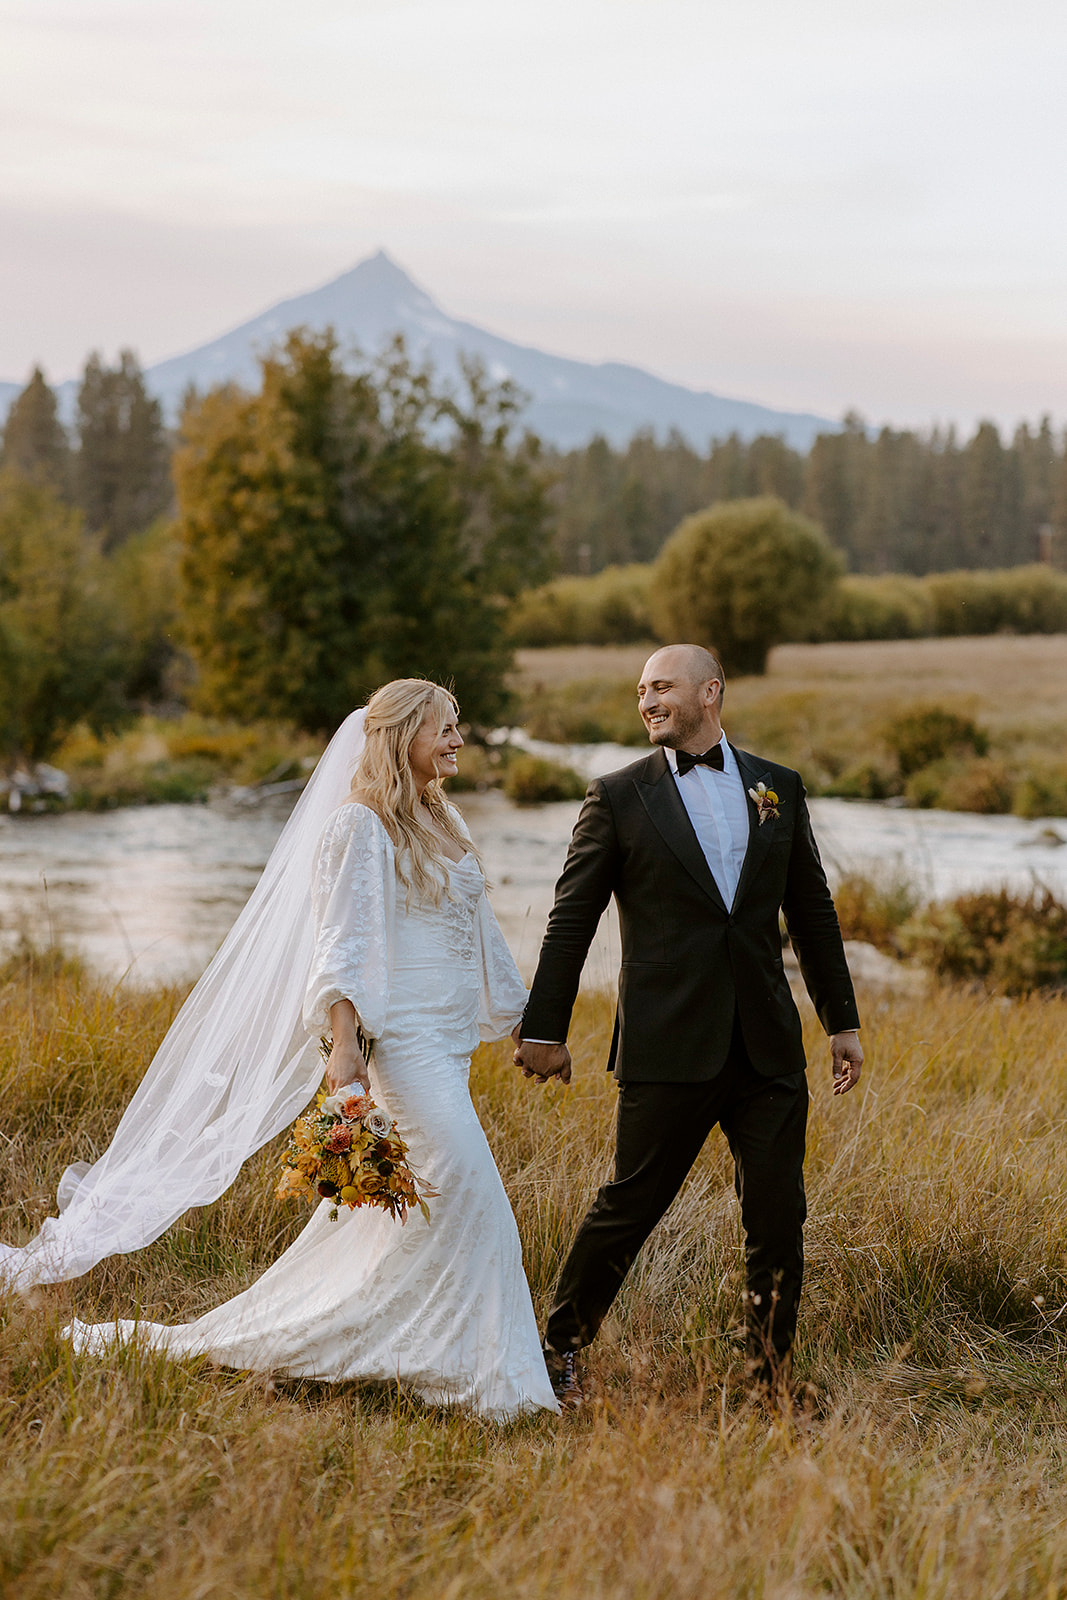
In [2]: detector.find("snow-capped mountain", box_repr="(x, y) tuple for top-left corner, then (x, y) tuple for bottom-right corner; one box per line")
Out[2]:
(2, 252), (834, 450)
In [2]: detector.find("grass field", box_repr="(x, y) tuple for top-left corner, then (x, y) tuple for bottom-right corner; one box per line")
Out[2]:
(4, 948), (1067, 1597)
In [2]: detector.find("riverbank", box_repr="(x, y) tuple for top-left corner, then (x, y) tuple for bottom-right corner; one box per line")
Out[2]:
(3, 955), (1067, 1597)
(4, 634), (1066, 818)
(2, 714), (582, 815)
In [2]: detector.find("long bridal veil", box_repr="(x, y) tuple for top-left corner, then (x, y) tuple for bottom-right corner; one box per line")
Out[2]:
(0, 709), (368, 1291)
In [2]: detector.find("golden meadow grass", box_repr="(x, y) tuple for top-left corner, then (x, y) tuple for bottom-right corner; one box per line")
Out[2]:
(4, 948), (1067, 1596)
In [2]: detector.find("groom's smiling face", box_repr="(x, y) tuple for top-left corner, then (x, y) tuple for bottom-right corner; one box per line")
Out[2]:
(637, 646), (723, 751)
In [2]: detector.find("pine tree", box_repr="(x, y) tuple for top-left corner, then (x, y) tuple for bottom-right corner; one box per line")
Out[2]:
(0, 367), (70, 492)
(74, 350), (172, 549)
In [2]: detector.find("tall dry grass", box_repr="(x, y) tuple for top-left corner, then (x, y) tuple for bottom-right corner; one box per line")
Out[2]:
(4, 948), (1067, 1596)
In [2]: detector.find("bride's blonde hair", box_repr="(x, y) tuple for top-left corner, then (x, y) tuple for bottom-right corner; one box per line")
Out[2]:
(349, 678), (479, 904)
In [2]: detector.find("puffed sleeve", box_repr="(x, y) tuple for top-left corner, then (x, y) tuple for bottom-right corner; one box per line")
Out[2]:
(475, 894), (529, 1041)
(302, 803), (397, 1041)
(446, 803), (529, 1040)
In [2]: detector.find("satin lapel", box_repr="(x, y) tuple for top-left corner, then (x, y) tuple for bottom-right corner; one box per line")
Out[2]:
(635, 749), (729, 915)
(732, 747), (777, 909)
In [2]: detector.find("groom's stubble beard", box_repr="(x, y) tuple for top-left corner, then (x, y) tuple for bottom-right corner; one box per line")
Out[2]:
(643, 693), (706, 750)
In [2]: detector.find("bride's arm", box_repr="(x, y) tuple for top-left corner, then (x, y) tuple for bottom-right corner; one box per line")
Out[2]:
(325, 999), (371, 1094)
(303, 804), (397, 1061)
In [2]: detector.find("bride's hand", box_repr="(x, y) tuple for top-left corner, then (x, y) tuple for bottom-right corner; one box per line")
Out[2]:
(325, 1040), (371, 1095)
(326, 998), (371, 1093)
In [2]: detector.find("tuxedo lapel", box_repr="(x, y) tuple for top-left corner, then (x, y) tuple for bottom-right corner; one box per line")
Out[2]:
(634, 749), (729, 915)
(731, 746), (777, 909)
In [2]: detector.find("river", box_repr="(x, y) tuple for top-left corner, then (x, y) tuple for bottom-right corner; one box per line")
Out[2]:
(0, 741), (1064, 988)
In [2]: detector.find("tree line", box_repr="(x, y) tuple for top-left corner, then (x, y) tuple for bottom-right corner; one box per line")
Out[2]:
(549, 415), (1067, 575)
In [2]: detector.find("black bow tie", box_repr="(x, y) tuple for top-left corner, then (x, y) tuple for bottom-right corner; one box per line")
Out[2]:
(675, 746), (725, 776)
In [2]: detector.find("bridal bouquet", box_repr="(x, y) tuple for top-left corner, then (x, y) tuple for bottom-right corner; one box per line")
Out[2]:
(276, 1082), (435, 1224)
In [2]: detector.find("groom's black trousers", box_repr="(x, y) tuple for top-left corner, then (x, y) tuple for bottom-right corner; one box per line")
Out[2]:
(544, 1013), (808, 1372)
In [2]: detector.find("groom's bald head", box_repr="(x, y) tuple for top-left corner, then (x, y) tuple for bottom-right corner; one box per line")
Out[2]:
(642, 644), (725, 706)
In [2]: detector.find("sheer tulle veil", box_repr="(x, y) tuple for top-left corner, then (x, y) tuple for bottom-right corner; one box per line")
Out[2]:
(0, 709), (368, 1290)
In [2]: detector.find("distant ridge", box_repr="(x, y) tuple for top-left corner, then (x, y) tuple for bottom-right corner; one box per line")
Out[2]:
(1, 252), (835, 450)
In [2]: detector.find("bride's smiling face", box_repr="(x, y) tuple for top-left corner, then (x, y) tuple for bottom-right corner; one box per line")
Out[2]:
(408, 705), (464, 791)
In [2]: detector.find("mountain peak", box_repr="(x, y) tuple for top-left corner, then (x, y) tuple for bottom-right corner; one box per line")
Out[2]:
(1, 253), (835, 450)
(336, 249), (425, 293)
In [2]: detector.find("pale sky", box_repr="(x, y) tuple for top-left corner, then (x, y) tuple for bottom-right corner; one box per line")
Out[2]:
(3, 0), (1067, 430)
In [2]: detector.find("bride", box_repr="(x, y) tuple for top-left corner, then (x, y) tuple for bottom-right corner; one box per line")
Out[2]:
(0, 679), (558, 1420)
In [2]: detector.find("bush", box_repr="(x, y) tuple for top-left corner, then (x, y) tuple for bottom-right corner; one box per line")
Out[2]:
(516, 678), (647, 745)
(902, 757), (1016, 815)
(1014, 766), (1067, 819)
(650, 496), (843, 675)
(902, 886), (1067, 994)
(814, 573), (935, 641)
(502, 754), (588, 805)
(54, 714), (325, 809)
(822, 759), (901, 800)
(925, 565), (1067, 637)
(884, 707), (988, 778)
(831, 871), (921, 953)
(936, 758), (1016, 815)
(507, 565), (655, 647)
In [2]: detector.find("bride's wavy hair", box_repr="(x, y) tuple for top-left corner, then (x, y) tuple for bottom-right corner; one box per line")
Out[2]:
(349, 678), (480, 904)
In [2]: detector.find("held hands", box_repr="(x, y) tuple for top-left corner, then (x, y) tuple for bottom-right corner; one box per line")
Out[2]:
(830, 1030), (863, 1095)
(512, 1025), (572, 1085)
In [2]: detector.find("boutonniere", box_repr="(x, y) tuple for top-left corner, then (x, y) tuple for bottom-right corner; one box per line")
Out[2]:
(747, 781), (780, 825)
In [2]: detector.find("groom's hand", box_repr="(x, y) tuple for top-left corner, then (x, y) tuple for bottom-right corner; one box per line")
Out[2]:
(830, 1030), (863, 1095)
(514, 1038), (572, 1085)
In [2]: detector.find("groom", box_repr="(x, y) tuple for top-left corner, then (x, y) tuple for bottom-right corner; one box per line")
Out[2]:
(515, 643), (862, 1408)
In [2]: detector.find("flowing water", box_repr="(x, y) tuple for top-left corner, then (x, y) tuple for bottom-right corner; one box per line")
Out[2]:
(0, 740), (1064, 988)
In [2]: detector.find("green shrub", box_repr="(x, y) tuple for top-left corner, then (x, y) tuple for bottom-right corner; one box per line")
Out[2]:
(507, 564), (655, 648)
(1014, 766), (1067, 819)
(71, 758), (216, 809)
(902, 887), (1067, 994)
(822, 759), (901, 800)
(903, 763), (949, 809)
(651, 497), (843, 674)
(502, 754), (588, 805)
(814, 573), (935, 642)
(925, 565), (1067, 636)
(884, 706), (988, 778)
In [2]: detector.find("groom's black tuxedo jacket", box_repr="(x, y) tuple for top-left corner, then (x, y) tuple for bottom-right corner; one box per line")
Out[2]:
(522, 744), (860, 1082)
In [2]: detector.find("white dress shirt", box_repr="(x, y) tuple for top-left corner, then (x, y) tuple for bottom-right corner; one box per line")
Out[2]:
(665, 734), (749, 910)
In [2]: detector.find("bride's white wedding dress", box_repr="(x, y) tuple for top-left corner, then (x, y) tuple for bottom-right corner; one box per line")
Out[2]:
(67, 803), (558, 1421)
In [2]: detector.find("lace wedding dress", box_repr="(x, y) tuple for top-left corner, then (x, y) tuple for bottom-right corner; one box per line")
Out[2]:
(67, 803), (558, 1421)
